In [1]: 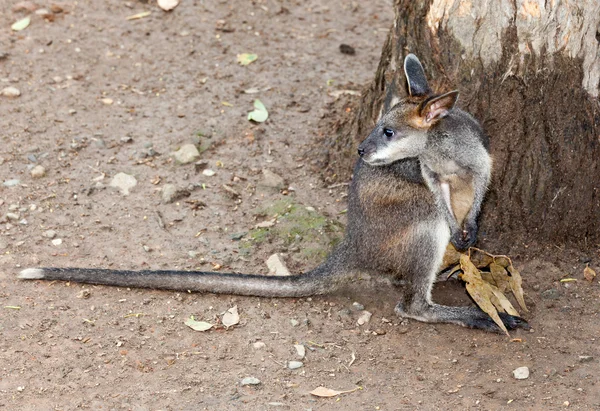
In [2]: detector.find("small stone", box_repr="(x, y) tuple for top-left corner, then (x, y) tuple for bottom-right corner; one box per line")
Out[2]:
(578, 355), (594, 363)
(229, 232), (247, 241)
(94, 138), (106, 148)
(6, 213), (19, 221)
(253, 341), (266, 349)
(266, 253), (291, 276)
(120, 136), (133, 143)
(51, 238), (63, 246)
(512, 366), (530, 380)
(77, 289), (91, 299)
(352, 302), (365, 311)
(241, 377), (261, 386)
(109, 172), (137, 195)
(294, 344), (306, 359)
(357, 311), (372, 326)
(541, 289), (561, 300)
(1, 86), (21, 98)
(161, 184), (190, 204)
(3, 179), (20, 187)
(188, 250), (199, 258)
(43, 230), (57, 239)
(288, 361), (303, 370)
(202, 169), (216, 177)
(27, 154), (37, 162)
(290, 319), (300, 327)
(31, 165), (46, 178)
(172, 144), (200, 164)
(259, 169), (285, 190)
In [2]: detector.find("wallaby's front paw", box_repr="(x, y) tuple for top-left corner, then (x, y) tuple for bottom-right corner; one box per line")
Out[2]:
(451, 222), (477, 251)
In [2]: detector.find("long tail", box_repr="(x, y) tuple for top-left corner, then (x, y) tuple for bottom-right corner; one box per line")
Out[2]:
(18, 247), (351, 298)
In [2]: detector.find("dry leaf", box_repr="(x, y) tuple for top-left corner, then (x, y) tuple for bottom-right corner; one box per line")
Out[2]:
(583, 265), (596, 282)
(11, 16), (31, 31)
(126, 11), (151, 20)
(460, 255), (509, 336)
(184, 317), (213, 331)
(157, 0), (179, 11)
(237, 53), (258, 66)
(310, 386), (359, 397)
(489, 262), (510, 292)
(506, 264), (528, 312)
(222, 305), (239, 327)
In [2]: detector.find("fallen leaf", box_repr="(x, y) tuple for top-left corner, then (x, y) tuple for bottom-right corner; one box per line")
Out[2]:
(11, 16), (31, 31)
(126, 11), (151, 20)
(237, 53), (258, 66)
(244, 87), (260, 94)
(506, 264), (528, 312)
(310, 386), (359, 397)
(222, 305), (239, 327)
(184, 316), (213, 331)
(247, 99), (268, 123)
(255, 219), (275, 229)
(583, 265), (596, 282)
(221, 101), (233, 107)
(157, 0), (179, 11)
(460, 255), (509, 336)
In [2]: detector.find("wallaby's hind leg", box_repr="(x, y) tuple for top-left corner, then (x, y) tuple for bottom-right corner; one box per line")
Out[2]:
(394, 221), (529, 333)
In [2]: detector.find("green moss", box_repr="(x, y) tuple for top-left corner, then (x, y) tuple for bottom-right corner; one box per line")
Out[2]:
(239, 199), (344, 264)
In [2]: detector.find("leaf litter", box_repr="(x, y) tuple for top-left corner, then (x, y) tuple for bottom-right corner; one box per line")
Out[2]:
(184, 316), (213, 332)
(247, 99), (268, 122)
(310, 386), (361, 397)
(441, 245), (528, 336)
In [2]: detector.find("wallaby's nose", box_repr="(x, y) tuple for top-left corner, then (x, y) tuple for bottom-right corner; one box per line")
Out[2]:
(357, 147), (365, 157)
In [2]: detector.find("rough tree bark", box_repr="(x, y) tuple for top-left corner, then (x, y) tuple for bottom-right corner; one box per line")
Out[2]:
(322, 0), (600, 247)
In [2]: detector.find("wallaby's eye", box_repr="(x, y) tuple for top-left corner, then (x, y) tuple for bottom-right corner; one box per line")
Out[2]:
(383, 128), (394, 139)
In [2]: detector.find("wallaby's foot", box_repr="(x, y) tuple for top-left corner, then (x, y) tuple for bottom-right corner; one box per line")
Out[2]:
(450, 222), (477, 251)
(394, 302), (529, 333)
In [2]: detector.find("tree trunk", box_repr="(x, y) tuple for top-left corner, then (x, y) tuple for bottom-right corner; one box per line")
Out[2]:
(322, 0), (600, 247)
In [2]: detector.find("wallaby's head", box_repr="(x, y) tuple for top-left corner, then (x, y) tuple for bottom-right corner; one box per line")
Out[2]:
(358, 54), (459, 166)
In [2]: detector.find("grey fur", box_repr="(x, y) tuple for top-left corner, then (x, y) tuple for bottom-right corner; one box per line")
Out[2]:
(18, 54), (527, 333)
(359, 55), (491, 250)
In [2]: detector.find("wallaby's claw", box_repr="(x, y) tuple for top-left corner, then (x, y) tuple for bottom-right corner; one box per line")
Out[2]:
(499, 312), (530, 331)
(451, 222), (478, 251)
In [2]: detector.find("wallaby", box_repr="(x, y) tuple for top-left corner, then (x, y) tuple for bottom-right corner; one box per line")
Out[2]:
(365, 54), (491, 251)
(18, 54), (527, 333)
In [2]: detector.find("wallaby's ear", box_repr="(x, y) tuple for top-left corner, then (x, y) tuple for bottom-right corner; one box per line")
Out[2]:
(404, 54), (431, 97)
(419, 90), (459, 123)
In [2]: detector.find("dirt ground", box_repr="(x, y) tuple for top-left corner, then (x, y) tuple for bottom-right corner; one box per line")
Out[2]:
(1, 1), (599, 410)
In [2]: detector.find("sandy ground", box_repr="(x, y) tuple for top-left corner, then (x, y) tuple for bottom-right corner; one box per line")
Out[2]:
(1, 1), (599, 410)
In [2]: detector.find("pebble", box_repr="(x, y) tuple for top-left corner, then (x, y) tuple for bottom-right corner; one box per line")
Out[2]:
(172, 144), (200, 164)
(43, 230), (57, 239)
(266, 253), (291, 276)
(1, 86), (21, 98)
(294, 344), (306, 359)
(202, 169), (216, 177)
(188, 250), (199, 258)
(290, 319), (300, 327)
(541, 289), (561, 300)
(352, 302), (365, 311)
(6, 213), (19, 221)
(579, 355), (594, 363)
(357, 311), (372, 326)
(259, 169), (285, 190)
(3, 179), (20, 187)
(241, 377), (261, 386)
(288, 361), (303, 370)
(109, 172), (137, 195)
(161, 184), (190, 204)
(51, 239), (63, 246)
(513, 366), (530, 380)
(30, 165), (46, 178)
(253, 341), (266, 349)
